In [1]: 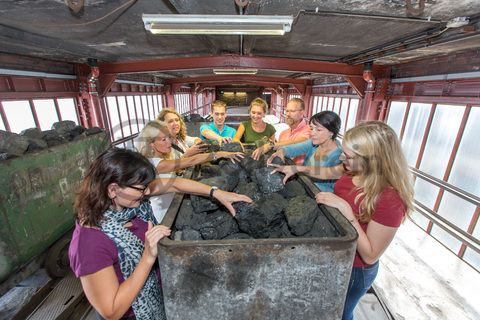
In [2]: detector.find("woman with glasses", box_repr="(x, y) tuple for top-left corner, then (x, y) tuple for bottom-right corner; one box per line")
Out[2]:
(69, 148), (251, 320)
(233, 97), (276, 144)
(271, 121), (413, 320)
(267, 111), (342, 192)
(137, 121), (244, 223)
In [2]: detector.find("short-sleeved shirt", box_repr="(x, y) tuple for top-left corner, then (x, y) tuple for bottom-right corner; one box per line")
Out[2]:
(334, 175), (407, 267)
(149, 157), (176, 223)
(240, 120), (276, 143)
(278, 119), (311, 165)
(68, 216), (155, 318)
(199, 122), (236, 140)
(282, 140), (342, 192)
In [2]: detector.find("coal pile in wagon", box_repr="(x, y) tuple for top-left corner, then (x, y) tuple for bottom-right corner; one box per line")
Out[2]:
(173, 142), (338, 241)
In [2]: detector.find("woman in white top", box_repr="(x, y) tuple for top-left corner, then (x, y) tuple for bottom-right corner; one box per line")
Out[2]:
(156, 108), (204, 159)
(137, 120), (243, 222)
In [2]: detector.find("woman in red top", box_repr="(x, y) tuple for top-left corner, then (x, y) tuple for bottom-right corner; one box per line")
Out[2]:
(271, 121), (413, 320)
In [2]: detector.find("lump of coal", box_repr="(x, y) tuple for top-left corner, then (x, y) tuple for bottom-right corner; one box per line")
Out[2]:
(218, 160), (240, 190)
(254, 167), (284, 194)
(284, 195), (320, 236)
(220, 142), (243, 152)
(174, 199), (208, 231)
(196, 210), (239, 240)
(270, 156), (285, 166)
(68, 126), (87, 140)
(0, 130), (30, 157)
(199, 163), (222, 179)
(20, 128), (43, 140)
(190, 194), (219, 213)
(235, 195), (287, 239)
(304, 211), (339, 238)
(223, 232), (253, 240)
(42, 130), (68, 147)
(85, 127), (103, 135)
(26, 137), (48, 153)
(240, 156), (264, 174)
(202, 140), (221, 153)
(277, 180), (305, 198)
(234, 181), (262, 202)
(52, 120), (77, 136)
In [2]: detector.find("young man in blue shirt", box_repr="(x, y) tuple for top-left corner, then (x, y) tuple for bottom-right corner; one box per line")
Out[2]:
(200, 100), (236, 144)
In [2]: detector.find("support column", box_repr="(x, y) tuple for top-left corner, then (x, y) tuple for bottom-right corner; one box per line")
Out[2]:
(304, 84), (313, 118)
(164, 85), (175, 108)
(77, 68), (105, 128)
(361, 64), (379, 121)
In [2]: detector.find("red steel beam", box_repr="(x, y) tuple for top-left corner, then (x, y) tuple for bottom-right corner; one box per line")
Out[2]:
(99, 55), (370, 77)
(165, 75), (311, 85)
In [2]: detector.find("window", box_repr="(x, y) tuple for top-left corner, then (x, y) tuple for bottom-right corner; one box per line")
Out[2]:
(386, 101), (408, 137)
(386, 100), (480, 270)
(33, 99), (59, 130)
(57, 98), (79, 124)
(401, 102), (432, 166)
(2, 100), (36, 133)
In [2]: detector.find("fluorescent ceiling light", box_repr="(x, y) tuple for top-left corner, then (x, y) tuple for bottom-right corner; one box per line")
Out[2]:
(143, 14), (293, 35)
(213, 68), (258, 75)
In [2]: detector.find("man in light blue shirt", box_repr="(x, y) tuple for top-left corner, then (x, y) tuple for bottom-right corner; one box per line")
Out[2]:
(200, 100), (236, 143)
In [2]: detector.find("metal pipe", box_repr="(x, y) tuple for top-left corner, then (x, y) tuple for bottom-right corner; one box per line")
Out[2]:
(115, 79), (163, 86)
(0, 68), (77, 79)
(391, 71), (480, 83)
(300, 9), (441, 24)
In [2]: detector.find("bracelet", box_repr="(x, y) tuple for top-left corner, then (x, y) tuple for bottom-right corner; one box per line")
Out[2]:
(209, 186), (218, 199)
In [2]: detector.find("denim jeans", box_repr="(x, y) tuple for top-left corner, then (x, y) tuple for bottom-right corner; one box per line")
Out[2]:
(342, 261), (379, 320)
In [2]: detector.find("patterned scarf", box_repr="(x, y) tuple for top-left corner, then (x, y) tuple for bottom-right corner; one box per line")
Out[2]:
(100, 201), (166, 320)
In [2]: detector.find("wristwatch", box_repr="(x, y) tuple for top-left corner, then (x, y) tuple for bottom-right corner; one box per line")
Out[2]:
(211, 152), (218, 161)
(209, 186), (218, 199)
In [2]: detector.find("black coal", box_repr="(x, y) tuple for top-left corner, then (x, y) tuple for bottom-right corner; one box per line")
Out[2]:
(174, 147), (339, 240)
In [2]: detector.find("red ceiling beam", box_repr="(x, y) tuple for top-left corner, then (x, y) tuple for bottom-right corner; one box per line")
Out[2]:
(164, 74), (311, 86)
(99, 55), (371, 77)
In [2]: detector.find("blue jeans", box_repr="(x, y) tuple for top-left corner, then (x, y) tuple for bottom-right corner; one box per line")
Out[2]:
(342, 261), (379, 320)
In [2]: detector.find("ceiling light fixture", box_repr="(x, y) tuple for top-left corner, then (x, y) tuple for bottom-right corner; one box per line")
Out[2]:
(213, 68), (258, 75)
(142, 14), (293, 35)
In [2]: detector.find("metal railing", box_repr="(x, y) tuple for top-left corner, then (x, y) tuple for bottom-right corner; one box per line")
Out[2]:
(410, 167), (480, 255)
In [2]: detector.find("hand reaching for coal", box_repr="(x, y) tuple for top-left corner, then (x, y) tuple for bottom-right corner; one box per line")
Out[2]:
(212, 189), (252, 216)
(266, 149), (285, 165)
(184, 143), (209, 157)
(217, 151), (245, 163)
(268, 164), (299, 185)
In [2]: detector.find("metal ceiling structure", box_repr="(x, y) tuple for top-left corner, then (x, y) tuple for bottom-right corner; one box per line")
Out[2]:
(0, 0), (479, 86)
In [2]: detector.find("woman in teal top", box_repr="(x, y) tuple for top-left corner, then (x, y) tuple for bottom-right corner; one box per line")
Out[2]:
(268, 111), (342, 192)
(233, 97), (276, 144)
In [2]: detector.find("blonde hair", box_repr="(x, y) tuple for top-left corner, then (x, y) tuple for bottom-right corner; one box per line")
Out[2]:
(249, 97), (268, 113)
(344, 121), (413, 223)
(137, 120), (171, 159)
(156, 108), (187, 141)
(211, 100), (227, 112)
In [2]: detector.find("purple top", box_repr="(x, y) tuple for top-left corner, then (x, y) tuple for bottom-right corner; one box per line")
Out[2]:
(68, 217), (156, 318)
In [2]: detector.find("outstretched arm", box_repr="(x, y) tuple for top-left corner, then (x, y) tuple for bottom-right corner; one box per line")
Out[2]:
(269, 163), (345, 184)
(233, 123), (245, 142)
(149, 178), (252, 215)
(201, 128), (232, 144)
